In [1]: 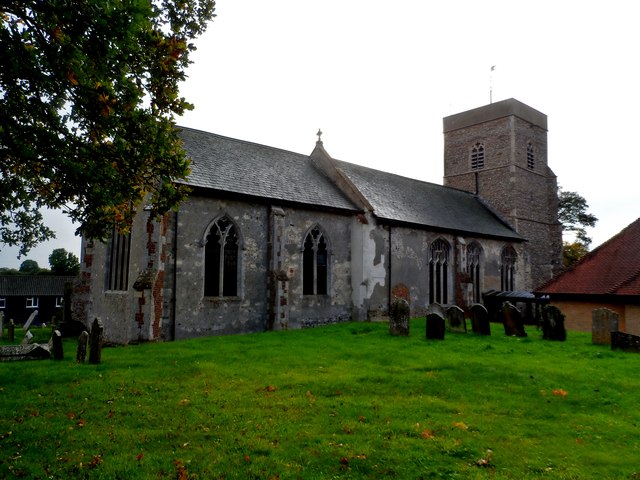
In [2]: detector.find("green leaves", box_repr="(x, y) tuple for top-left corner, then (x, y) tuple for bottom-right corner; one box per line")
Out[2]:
(0, 0), (215, 255)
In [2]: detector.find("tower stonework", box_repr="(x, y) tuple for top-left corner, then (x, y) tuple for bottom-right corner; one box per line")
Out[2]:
(443, 98), (562, 290)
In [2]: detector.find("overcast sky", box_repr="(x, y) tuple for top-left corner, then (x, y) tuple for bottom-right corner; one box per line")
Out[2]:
(1, 0), (638, 269)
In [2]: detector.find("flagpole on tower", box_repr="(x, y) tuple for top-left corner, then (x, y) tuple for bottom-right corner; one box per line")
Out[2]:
(490, 65), (496, 104)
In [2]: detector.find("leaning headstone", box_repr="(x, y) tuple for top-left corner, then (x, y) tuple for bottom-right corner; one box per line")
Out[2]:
(77, 331), (89, 363)
(470, 304), (491, 335)
(592, 308), (619, 345)
(427, 302), (445, 317)
(21, 330), (34, 345)
(23, 310), (39, 331)
(51, 330), (64, 360)
(426, 312), (445, 340)
(611, 331), (640, 353)
(8, 319), (15, 342)
(501, 302), (527, 337)
(541, 305), (567, 341)
(389, 298), (410, 336)
(446, 305), (467, 333)
(89, 318), (104, 364)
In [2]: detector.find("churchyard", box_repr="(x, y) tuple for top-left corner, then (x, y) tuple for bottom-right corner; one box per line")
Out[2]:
(1, 319), (639, 479)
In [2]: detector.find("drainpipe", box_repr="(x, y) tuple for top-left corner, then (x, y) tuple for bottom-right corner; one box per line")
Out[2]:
(170, 209), (178, 341)
(388, 225), (392, 314)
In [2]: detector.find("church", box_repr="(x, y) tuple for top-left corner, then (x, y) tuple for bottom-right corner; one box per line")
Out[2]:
(74, 98), (563, 344)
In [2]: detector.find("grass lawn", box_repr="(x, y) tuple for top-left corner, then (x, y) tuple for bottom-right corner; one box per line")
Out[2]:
(1, 320), (639, 479)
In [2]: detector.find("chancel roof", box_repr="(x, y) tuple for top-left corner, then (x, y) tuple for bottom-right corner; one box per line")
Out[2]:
(179, 127), (359, 212)
(178, 127), (522, 240)
(536, 217), (640, 296)
(335, 160), (523, 240)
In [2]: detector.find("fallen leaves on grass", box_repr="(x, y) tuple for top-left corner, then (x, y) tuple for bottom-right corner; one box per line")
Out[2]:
(452, 422), (468, 430)
(553, 388), (568, 397)
(421, 429), (435, 439)
(475, 449), (493, 468)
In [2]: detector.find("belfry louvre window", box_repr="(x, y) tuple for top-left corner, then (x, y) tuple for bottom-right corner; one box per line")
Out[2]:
(500, 245), (517, 291)
(205, 216), (239, 297)
(471, 143), (485, 170)
(467, 242), (482, 304)
(303, 227), (328, 295)
(429, 238), (450, 304)
(527, 143), (535, 170)
(107, 228), (131, 291)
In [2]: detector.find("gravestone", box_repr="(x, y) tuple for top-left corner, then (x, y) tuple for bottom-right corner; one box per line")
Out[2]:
(389, 298), (410, 336)
(77, 331), (89, 363)
(427, 302), (445, 317)
(426, 312), (445, 340)
(89, 318), (104, 364)
(23, 310), (39, 331)
(501, 302), (527, 337)
(592, 308), (619, 345)
(446, 305), (467, 333)
(52, 330), (64, 360)
(611, 331), (640, 353)
(0, 344), (51, 362)
(541, 305), (567, 341)
(21, 330), (34, 345)
(470, 304), (490, 335)
(0, 312), (4, 340)
(8, 319), (15, 342)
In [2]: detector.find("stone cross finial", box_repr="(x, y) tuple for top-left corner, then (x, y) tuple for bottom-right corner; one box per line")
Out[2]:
(316, 128), (323, 144)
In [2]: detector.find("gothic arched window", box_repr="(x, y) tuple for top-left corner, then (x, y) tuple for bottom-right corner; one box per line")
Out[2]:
(429, 238), (450, 304)
(467, 242), (482, 304)
(500, 245), (517, 292)
(471, 143), (485, 170)
(303, 226), (328, 295)
(204, 216), (239, 297)
(527, 142), (535, 170)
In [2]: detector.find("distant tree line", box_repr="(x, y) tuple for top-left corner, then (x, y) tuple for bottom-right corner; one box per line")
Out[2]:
(0, 248), (80, 276)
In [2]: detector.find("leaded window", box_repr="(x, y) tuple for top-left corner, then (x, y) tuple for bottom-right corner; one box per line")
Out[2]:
(429, 238), (450, 304)
(204, 216), (239, 297)
(106, 227), (131, 291)
(501, 245), (517, 291)
(303, 226), (328, 295)
(467, 242), (482, 304)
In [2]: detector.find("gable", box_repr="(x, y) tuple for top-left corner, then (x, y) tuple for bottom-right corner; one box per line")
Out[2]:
(537, 217), (640, 296)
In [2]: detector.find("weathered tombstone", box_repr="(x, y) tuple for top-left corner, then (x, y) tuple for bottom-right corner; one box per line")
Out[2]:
(470, 304), (491, 335)
(611, 331), (640, 353)
(501, 302), (527, 337)
(89, 318), (104, 364)
(8, 319), (15, 342)
(541, 305), (567, 341)
(77, 331), (89, 363)
(23, 309), (39, 331)
(0, 344), (51, 362)
(427, 302), (445, 317)
(446, 305), (467, 333)
(389, 298), (410, 336)
(52, 330), (64, 360)
(21, 330), (34, 345)
(592, 308), (619, 345)
(426, 312), (445, 340)
(0, 311), (4, 340)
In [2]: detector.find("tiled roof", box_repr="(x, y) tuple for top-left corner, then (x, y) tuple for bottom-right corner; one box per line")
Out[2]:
(178, 128), (360, 212)
(178, 127), (522, 241)
(536, 217), (640, 296)
(335, 160), (523, 240)
(0, 276), (76, 296)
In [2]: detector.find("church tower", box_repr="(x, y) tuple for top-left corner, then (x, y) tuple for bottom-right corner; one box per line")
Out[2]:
(443, 98), (562, 290)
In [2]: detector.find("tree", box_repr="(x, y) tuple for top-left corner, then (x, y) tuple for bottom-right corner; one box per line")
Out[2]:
(0, 0), (216, 257)
(19, 259), (40, 274)
(49, 248), (80, 275)
(558, 188), (598, 267)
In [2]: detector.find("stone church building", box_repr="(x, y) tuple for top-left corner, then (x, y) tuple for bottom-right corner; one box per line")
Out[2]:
(75, 98), (562, 344)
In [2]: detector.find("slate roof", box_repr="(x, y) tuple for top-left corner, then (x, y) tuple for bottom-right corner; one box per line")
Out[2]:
(178, 127), (522, 241)
(178, 127), (360, 212)
(335, 160), (523, 240)
(536, 217), (640, 296)
(0, 276), (75, 297)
